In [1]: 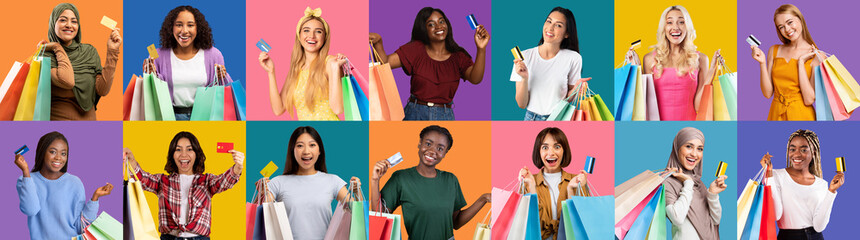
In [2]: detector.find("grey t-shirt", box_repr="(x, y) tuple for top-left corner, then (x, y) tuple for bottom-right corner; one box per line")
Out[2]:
(268, 172), (347, 240)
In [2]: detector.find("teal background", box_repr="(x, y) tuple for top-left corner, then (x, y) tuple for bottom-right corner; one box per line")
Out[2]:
(245, 121), (369, 211)
(615, 122), (738, 239)
(491, 1), (615, 120)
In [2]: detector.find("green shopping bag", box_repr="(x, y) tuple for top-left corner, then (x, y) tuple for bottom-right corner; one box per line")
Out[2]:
(87, 212), (123, 240)
(350, 201), (368, 240)
(645, 184), (667, 240)
(142, 73), (176, 121)
(342, 75), (361, 121)
(33, 56), (51, 121)
(190, 86), (225, 121)
(593, 94), (615, 121)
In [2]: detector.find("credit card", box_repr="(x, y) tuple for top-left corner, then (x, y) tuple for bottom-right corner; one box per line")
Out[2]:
(511, 46), (524, 61)
(15, 145), (28, 155)
(216, 142), (234, 153)
(147, 44), (159, 59)
(836, 157), (846, 172)
(387, 152), (403, 166)
(256, 39), (271, 52)
(467, 14), (479, 30)
(260, 161), (279, 178)
(631, 40), (642, 50)
(715, 161), (727, 177)
(584, 156), (595, 174)
(100, 16), (117, 29)
(746, 35), (761, 47)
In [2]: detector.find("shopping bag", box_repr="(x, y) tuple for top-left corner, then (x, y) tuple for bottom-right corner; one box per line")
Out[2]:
(491, 187), (513, 226)
(718, 62), (738, 120)
(492, 187), (521, 240)
(87, 212), (123, 240)
(625, 185), (663, 240)
(570, 195), (615, 239)
(376, 211), (401, 240)
(142, 73), (176, 121)
(263, 202), (294, 240)
(246, 203), (259, 240)
(343, 73), (362, 121)
(190, 85), (225, 121)
(696, 84), (714, 121)
(249, 178), (270, 240)
(369, 44), (404, 121)
(736, 179), (759, 240)
(369, 214), (392, 240)
(253, 205), (266, 240)
(506, 194), (531, 240)
(813, 66), (834, 121)
(129, 75), (145, 121)
(13, 46), (45, 121)
(123, 75), (138, 121)
(548, 95), (575, 121)
(645, 74), (660, 121)
(324, 200), (352, 240)
(645, 185), (667, 240)
(0, 60), (31, 120)
(231, 80), (247, 120)
(712, 73), (731, 121)
(820, 63), (851, 120)
(615, 170), (666, 223)
(615, 64), (637, 121)
(822, 55), (860, 112)
(616, 184), (659, 240)
(0, 62), (23, 106)
(125, 161), (159, 240)
(224, 86), (237, 120)
(632, 69), (647, 121)
(473, 211), (491, 240)
(587, 96), (603, 121)
(32, 56), (51, 121)
(740, 185), (764, 240)
(350, 201), (368, 240)
(560, 200), (573, 240)
(593, 94), (615, 121)
(351, 74), (370, 121)
(759, 176), (777, 240)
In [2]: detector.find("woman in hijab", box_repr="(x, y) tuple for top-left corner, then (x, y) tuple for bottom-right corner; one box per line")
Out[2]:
(40, 3), (122, 120)
(664, 127), (727, 240)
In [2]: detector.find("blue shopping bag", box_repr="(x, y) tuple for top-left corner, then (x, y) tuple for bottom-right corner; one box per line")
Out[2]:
(626, 185), (663, 239)
(616, 64), (638, 121)
(740, 185), (764, 240)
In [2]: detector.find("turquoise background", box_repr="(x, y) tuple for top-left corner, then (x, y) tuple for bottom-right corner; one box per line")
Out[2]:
(491, 1), (615, 120)
(615, 122), (738, 239)
(245, 121), (369, 211)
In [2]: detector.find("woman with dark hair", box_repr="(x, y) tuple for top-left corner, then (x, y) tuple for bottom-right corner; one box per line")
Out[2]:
(123, 131), (244, 240)
(663, 127), (726, 240)
(511, 7), (591, 121)
(517, 127), (590, 239)
(15, 131), (114, 240)
(759, 129), (844, 239)
(260, 126), (360, 239)
(369, 7), (490, 120)
(371, 125), (490, 239)
(142, 5), (232, 120)
(38, 3), (122, 120)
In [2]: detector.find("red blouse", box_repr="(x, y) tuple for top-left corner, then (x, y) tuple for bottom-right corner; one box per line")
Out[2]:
(395, 41), (474, 104)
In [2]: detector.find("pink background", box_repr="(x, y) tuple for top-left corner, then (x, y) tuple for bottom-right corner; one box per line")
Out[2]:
(245, 0), (369, 120)
(491, 121), (615, 196)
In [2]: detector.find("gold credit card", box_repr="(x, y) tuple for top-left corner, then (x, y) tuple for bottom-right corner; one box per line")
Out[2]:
(836, 157), (846, 172)
(147, 44), (158, 59)
(715, 161), (727, 177)
(511, 46), (524, 60)
(100, 16), (117, 29)
(631, 39), (642, 50)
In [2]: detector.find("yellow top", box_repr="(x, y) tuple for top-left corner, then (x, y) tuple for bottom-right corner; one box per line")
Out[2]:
(293, 69), (339, 120)
(768, 47), (815, 121)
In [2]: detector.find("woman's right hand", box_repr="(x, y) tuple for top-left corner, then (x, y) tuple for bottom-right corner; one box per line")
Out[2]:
(372, 159), (391, 181)
(369, 33), (382, 45)
(514, 59), (528, 81)
(14, 154), (28, 174)
(625, 49), (641, 65)
(258, 52), (275, 74)
(518, 166), (536, 193)
(123, 148), (140, 171)
(668, 167), (691, 182)
(37, 40), (61, 52)
(142, 58), (157, 74)
(751, 45), (766, 65)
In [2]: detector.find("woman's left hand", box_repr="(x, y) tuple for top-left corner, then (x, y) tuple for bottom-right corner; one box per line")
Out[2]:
(708, 175), (728, 194)
(329, 53), (348, 71)
(91, 182), (114, 201)
(829, 172), (845, 193)
(349, 176), (361, 190)
(710, 49), (723, 73)
(107, 28), (122, 52)
(229, 150), (245, 172)
(474, 25), (490, 50)
(573, 169), (588, 186)
(798, 48), (818, 63)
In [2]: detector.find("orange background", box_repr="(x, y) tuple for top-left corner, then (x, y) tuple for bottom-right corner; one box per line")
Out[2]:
(369, 121), (492, 239)
(0, 0), (124, 120)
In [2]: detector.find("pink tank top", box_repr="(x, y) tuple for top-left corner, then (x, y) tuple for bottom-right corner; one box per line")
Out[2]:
(653, 67), (698, 121)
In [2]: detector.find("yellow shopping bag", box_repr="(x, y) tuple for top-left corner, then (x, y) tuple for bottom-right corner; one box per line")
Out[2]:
(822, 55), (860, 112)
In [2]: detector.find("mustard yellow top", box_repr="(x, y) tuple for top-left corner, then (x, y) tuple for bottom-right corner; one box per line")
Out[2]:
(293, 69), (338, 120)
(768, 47), (815, 121)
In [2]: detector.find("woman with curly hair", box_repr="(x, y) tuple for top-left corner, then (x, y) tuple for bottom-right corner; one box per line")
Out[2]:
(142, 5), (232, 121)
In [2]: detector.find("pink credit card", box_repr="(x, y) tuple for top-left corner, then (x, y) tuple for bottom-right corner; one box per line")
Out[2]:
(216, 142), (234, 153)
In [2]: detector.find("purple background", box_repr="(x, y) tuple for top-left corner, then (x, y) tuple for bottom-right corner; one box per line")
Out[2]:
(370, 0), (492, 120)
(737, 121), (856, 237)
(738, 1), (860, 120)
(1, 121), (123, 238)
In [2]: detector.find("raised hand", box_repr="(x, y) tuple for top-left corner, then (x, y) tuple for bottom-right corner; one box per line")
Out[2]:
(229, 150), (245, 175)
(751, 45), (766, 64)
(474, 25), (490, 50)
(668, 167), (691, 182)
(258, 52), (274, 74)
(372, 159), (391, 181)
(91, 182), (114, 201)
(15, 154), (29, 177)
(709, 175), (728, 194)
(107, 28), (122, 52)
(829, 172), (845, 193)
(514, 59), (528, 81)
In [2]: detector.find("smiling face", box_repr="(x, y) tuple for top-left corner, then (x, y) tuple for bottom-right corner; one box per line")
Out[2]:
(293, 133), (320, 171)
(54, 9), (78, 44)
(42, 139), (68, 174)
(417, 131), (448, 168)
(542, 11), (568, 46)
(540, 135), (564, 173)
(663, 9), (687, 45)
(775, 13), (802, 43)
(173, 138), (196, 175)
(173, 10), (197, 49)
(299, 19), (326, 54)
(677, 139), (703, 171)
(787, 136), (813, 171)
(425, 11), (448, 42)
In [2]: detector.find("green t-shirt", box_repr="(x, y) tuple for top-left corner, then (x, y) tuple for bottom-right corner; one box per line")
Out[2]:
(381, 167), (467, 240)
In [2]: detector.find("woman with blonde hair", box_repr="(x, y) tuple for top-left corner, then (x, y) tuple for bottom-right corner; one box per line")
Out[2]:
(750, 4), (821, 121)
(628, 5), (722, 121)
(258, 7), (346, 120)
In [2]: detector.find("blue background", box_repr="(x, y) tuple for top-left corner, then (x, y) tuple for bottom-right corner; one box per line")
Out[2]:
(245, 121), (369, 211)
(737, 121), (856, 236)
(491, 1), (615, 120)
(122, 0), (246, 89)
(615, 122), (738, 239)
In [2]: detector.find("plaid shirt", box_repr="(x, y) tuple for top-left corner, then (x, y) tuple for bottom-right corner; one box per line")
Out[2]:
(135, 167), (240, 236)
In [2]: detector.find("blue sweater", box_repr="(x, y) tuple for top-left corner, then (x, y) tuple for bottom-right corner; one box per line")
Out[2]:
(17, 172), (99, 240)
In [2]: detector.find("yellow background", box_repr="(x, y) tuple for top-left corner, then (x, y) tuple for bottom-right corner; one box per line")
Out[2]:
(124, 121), (246, 239)
(369, 121), (492, 240)
(615, 0), (737, 71)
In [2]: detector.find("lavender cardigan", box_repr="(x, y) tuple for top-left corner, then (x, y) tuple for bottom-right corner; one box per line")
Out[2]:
(154, 47), (233, 105)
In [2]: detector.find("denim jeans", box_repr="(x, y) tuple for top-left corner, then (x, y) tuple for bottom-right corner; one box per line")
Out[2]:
(524, 110), (549, 121)
(174, 112), (191, 121)
(403, 102), (454, 120)
(161, 234), (210, 240)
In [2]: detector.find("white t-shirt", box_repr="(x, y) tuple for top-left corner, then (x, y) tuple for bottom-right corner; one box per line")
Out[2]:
(509, 47), (583, 115)
(268, 172), (347, 240)
(542, 171), (562, 221)
(178, 174), (199, 237)
(171, 49), (207, 107)
(767, 168), (836, 232)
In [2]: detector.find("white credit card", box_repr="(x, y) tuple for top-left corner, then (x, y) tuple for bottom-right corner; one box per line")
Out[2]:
(746, 35), (761, 47)
(387, 152), (403, 166)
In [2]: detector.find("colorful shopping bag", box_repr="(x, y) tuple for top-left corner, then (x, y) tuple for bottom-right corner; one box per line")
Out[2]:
(548, 95), (575, 121)
(129, 75), (145, 121)
(123, 75), (138, 121)
(645, 185), (667, 240)
(615, 170), (666, 223)
(343, 72), (362, 121)
(324, 201), (352, 240)
(593, 94), (615, 121)
(615, 64), (638, 121)
(737, 168), (764, 240)
(263, 202), (294, 240)
(370, 213), (392, 240)
(350, 200), (368, 240)
(190, 85), (225, 121)
(491, 186), (522, 240)
(231, 80), (247, 120)
(0, 62), (24, 106)
(524, 193), (540, 240)
(473, 214), (490, 240)
(369, 44), (405, 121)
(142, 73), (176, 121)
(615, 186), (658, 239)
(822, 55), (860, 112)
(625, 185), (663, 240)
(87, 212), (123, 240)
(696, 84), (714, 121)
(820, 63), (851, 120)
(712, 66), (731, 121)
(0, 60), (31, 120)
(718, 61), (738, 120)
(13, 46), (45, 121)
(506, 193), (531, 240)
(224, 86), (237, 120)
(32, 56), (51, 121)
(740, 185), (764, 240)
(759, 176), (777, 240)
(813, 66), (834, 121)
(632, 69), (647, 121)
(645, 74), (660, 121)
(125, 161), (159, 240)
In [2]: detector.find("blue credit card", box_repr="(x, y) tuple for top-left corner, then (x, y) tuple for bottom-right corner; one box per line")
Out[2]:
(256, 39), (271, 52)
(584, 156), (595, 174)
(467, 14), (478, 30)
(15, 145), (28, 155)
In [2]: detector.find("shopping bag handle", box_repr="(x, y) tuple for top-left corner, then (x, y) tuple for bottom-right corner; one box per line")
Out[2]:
(124, 156), (141, 183)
